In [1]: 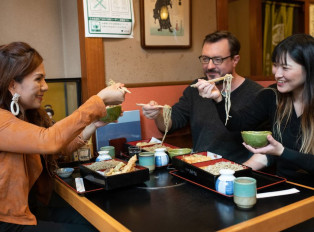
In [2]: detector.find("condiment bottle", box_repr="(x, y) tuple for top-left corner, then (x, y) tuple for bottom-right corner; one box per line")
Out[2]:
(96, 150), (112, 162)
(215, 169), (235, 195)
(154, 148), (169, 167)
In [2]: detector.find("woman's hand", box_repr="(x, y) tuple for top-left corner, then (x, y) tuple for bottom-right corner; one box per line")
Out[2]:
(92, 120), (109, 128)
(97, 83), (126, 105)
(194, 79), (223, 102)
(243, 134), (284, 156)
(142, 101), (162, 120)
(243, 153), (268, 170)
(82, 118), (119, 142)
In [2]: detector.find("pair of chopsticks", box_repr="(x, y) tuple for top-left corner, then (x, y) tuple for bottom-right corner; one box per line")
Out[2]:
(190, 74), (233, 88)
(136, 103), (165, 109)
(120, 86), (131, 93)
(108, 79), (131, 93)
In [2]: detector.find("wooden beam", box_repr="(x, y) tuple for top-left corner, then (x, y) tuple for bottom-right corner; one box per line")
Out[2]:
(304, 0), (310, 34)
(77, 0), (106, 102)
(216, 0), (228, 30)
(249, 0), (263, 77)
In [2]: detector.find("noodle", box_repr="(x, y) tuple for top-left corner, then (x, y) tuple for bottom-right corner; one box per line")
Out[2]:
(161, 105), (172, 144)
(190, 74), (233, 125)
(85, 160), (122, 171)
(221, 74), (233, 125)
(108, 79), (115, 86)
(142, 144), (172, 152)
(201, 161), (244, 175)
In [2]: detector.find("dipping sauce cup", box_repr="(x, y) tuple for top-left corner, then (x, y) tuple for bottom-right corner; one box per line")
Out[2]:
(139, 152), (155, 173)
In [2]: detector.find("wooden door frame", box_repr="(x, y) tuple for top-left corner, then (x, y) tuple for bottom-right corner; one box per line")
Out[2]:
(216, 0), (309, 81)
(77, 0), (106, 102)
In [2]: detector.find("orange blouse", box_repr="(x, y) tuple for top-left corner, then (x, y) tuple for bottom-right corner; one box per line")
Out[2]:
(0, 95), (106, 225)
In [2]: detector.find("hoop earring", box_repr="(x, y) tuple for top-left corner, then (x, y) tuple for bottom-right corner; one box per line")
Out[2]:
(10, 93), (20, 116)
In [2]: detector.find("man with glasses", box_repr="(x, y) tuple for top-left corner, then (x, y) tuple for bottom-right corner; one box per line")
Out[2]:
(142, 31), (262, 163)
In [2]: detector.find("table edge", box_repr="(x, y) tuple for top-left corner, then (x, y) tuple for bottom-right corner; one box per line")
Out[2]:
(54, 178), (131, 232)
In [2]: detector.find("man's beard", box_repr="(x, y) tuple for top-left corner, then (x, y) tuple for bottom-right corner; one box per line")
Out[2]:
(205, 69), (225, 86)
(205, 69), (221, 80)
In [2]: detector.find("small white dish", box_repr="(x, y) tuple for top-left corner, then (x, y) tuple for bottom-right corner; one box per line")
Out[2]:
(56, 167), (74, 178)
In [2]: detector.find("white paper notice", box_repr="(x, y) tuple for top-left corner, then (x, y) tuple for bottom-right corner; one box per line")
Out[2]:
(83, 0), (134, 38)
(257, 188), (300, 199)
(75, 178), (86, 193)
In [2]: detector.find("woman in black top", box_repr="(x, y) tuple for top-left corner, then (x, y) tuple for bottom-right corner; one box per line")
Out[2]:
(194, 34), (314, 187)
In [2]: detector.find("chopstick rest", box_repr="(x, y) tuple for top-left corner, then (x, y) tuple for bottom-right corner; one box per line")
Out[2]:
(256, 188), (299, 199)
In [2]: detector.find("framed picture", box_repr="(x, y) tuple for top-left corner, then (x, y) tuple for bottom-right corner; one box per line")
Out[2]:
(140, 0), (191, 49)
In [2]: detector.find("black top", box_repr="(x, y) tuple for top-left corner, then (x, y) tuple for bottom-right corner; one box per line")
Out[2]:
(170, 78), (263, 163)
(216, 87), (314, 186)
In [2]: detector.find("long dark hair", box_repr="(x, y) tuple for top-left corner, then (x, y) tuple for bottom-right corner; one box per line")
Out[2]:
(0, 42), (51, 127)
(272, 34), (314, 153)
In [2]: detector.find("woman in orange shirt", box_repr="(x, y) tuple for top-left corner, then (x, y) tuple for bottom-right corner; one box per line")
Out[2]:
(0, 42), (126, 231)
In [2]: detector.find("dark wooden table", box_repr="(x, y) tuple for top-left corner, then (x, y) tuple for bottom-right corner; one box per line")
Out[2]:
(55, 167), (314, 232)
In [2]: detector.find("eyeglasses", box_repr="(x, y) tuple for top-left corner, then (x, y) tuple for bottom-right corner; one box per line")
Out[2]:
(198, 55), (232, 65)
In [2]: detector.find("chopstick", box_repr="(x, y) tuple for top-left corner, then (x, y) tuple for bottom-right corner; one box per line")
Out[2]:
(108, 79), (131, 93)
(190, 74), (233, 88)
(120, 86), (131, 93)
(136, 103), (165, 108)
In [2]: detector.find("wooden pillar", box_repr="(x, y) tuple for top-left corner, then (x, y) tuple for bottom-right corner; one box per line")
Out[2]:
(216, 0), (228, 30)
(249, 0), (263, 78)
(77, 0), (106, 102)
(304, 0), (310, 34)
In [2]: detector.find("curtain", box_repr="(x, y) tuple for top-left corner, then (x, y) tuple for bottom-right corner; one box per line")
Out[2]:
(263, 1), (295, 76)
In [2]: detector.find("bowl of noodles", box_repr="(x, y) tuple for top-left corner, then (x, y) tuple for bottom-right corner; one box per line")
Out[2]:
(241, 131), (272, 148)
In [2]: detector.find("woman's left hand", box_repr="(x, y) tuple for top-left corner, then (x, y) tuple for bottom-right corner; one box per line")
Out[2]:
(242, 134), (284, 156)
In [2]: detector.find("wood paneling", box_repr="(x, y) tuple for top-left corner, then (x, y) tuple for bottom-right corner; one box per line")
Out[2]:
(216, 0), (310, 81)
(77, 0), (106, 102)
(216, 0), (228, 30)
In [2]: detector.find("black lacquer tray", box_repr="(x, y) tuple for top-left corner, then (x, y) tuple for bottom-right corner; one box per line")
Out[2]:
(170, 169), (286, 198)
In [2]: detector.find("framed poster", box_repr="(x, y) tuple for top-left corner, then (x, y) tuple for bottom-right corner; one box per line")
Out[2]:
(140, 0), (191, 49)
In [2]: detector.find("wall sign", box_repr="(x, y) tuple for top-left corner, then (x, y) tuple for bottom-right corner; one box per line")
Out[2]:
(83, 0), (134, 38)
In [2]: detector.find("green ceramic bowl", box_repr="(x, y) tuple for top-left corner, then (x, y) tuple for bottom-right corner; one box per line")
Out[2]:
(241, 131), (272, 148)
(168, 148), (192, 159)
(100, 105), (122, 123)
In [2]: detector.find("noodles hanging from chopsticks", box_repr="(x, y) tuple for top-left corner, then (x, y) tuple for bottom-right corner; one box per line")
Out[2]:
(161, 105), (172, 145)
(221, 74), (233, 125)
(190, 74), (233, 125)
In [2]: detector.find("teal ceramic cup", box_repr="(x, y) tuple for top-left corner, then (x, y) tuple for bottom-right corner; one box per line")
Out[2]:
(139, 152), (155, 173)
(233, 177), (257, 209)
(100, 146), (115, 158)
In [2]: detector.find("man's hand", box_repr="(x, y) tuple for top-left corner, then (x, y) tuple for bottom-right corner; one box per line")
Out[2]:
(142, 101), (162, 120)
(194, 79), (223, 102)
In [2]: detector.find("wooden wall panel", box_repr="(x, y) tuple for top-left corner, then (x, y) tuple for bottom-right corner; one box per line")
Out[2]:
(77, 0), (106, 102)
